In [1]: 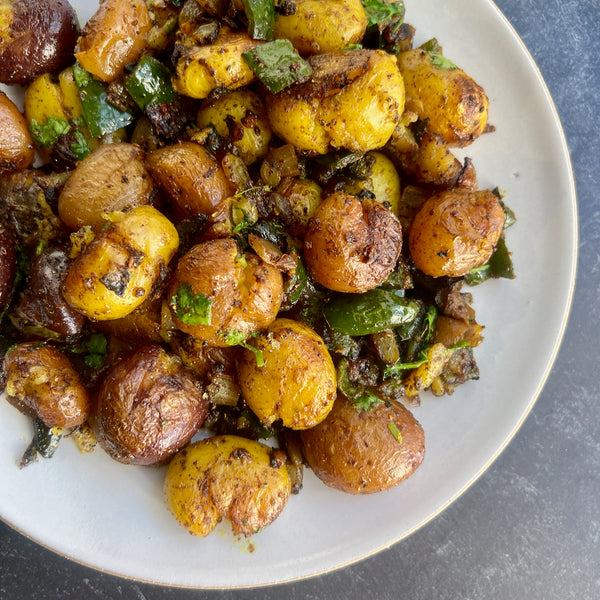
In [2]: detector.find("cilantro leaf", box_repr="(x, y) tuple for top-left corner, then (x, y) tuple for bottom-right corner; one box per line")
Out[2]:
(429, 53), (458, 70)
(29, 117), (71, 148)
(170, 283), (212, 325)
(388, 422), (403, 443)
(362, 0), (405, 28)
(221, 331), (264, 366)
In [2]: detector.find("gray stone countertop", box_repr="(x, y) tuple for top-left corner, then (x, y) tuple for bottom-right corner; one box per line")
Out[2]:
(1, 0), (599, 598)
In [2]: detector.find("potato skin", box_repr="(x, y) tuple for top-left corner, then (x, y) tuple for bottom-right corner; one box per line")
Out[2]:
(58, 144), (153, 231)
(408, 189), (505, 278)
(164, 435), (291, 537)
(0, 92), (34, 174)
(0, 0), (79, 85)
(168, 238), (283, 346)
(62, 205), (179, 320)
(147, 142), (234, 217)
(237, 318), (337, 429)
(304, 191), (402, 293)
(4, 342), (91, 428)
(95, 345), (209, 465)
(397, 49), (489, 147)
(300, 395), (425, 494)
(0, 222), (17, 311)
(274, 0), (367, 55)
(74, 0), (152, 82)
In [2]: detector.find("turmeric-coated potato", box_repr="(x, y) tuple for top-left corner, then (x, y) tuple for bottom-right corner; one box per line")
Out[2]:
(74, 0), (152, 82)
(58, 143), (154, 231)
(237, 318), (337, 429)
(164, 435), (291, 537)
(0, 92), (34, 174)
(147, 141), (234, 217)
(274, 0), (367, 55)
(4, 342), (91, 428)
(304, 191), (402, 293)
(196, 90), (272, 165)
(408, 189), (505, 278)
(300, 395), (425, 494)
(95, 345), (209, 465)
(62, 205), (179, 320)
(397, 48), (489, 147)
(266, 50), (405, 154)
(168, 238), (283, 346)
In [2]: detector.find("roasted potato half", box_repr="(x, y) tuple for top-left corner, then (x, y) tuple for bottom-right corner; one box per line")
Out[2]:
(304, 191), (402, 293)
(4, 342), (91, 428)
(300, 395), (425, 494)
(237, 318), (337, 429)
(266, 49), (405, 154)
(0, 92), (34, 174)
(164, 435), (291, 537)
(398, 48), (489, 147)
(95, 345), (209, 465)
(408, 189), (505, 278)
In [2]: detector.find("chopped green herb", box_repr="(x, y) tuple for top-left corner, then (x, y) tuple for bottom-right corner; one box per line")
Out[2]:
(29, 117), (71, 148)
(70, 129), (92, 161)
(220, 331), (265, 366)
(388, 422), (403, 443)
(429, 53), (457, 70)
(241, 0), (275, 40)
(170, 283), (212, 325)
(362, 0), (405, 28)
(351, 392), (383, 411)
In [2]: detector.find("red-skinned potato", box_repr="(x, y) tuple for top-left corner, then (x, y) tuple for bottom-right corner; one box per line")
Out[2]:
(0, 0), (79, 85)
(4, 342), (91, 428)
(300, 395), (425, 494)
(74, 0), (152, 83)
(0, 222), (17, 312)
(0, 92), (34, 173)
(95, 345), (209, 465)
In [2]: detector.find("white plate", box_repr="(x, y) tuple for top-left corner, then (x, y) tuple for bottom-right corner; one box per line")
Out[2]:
(0, 0), (576, 588)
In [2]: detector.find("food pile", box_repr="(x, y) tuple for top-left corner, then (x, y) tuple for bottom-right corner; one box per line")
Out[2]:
(0, 0), (514, 537)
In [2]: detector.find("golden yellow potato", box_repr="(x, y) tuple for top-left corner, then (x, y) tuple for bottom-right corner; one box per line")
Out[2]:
(304, 191), (402, 293)
(4, 342), (91, 428)
(146, 141), (234, 217)
(397, 48), (489, 147)
(58, 143), (153, 230)
(197, 90), (272, 165)
(274, 0), (367, 55)
(164, 435), (291, 537)
(75, 0), (152, 82)
(408, 189), (505, 278)
(0, 91), (34, 173)
(300, 395), (425, 494)
(167, 238), (283, 346)
(62, 205), (179, 320)
(237, 318), (337, 429)
(266, 50), (405, 154)
(173, 27), (259, 99)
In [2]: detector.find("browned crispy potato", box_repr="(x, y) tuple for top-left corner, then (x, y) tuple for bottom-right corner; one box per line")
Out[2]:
(147, 142), (234, 217)
(408, 189), (505, 278)
(168, 238), (283, 346)
(397, 48), (489, 147)
(164, 435), (291, 537)
(0, 0), (79, 85)
(237, 318), (337, 429)
(304, 191), (402, 292)
(4, 342), (91, 428)
(300, 395), (425, 494)
(0, 222), (17, 312)
(0, 92), (34, 174)
(58, 144), (154, 231)
(95, 345), (209, 465)
(74, 0), (152, 82)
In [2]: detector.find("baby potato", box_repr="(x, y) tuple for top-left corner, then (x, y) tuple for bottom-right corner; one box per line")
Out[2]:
(304, 191), (403, 293)
(4, 342), (91, 428)
(95, 345), (209, 465)
(300, 395), (425, 494)
(164, 435), (291, 537)
(196, 90), (272, 165)
(274, 0), (367, 55)
(397, 49), (489, 147)
(0, 222), (16, 312)
(58, 143), (154, 231)
(266, 50), (405, 154)
(168, 238), (283, 346)
(275, 177), (323, 234)
(147, 142), (234, 217)
(408, 189), (505, 278)
(0, 91), (34, 174)
(74, 0), (152, 82)
(62, 205), (179, 320)
(237, 318), (337, 429)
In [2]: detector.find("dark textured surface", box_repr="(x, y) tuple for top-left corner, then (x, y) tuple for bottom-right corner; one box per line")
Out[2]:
(1, 0), (599, 598)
